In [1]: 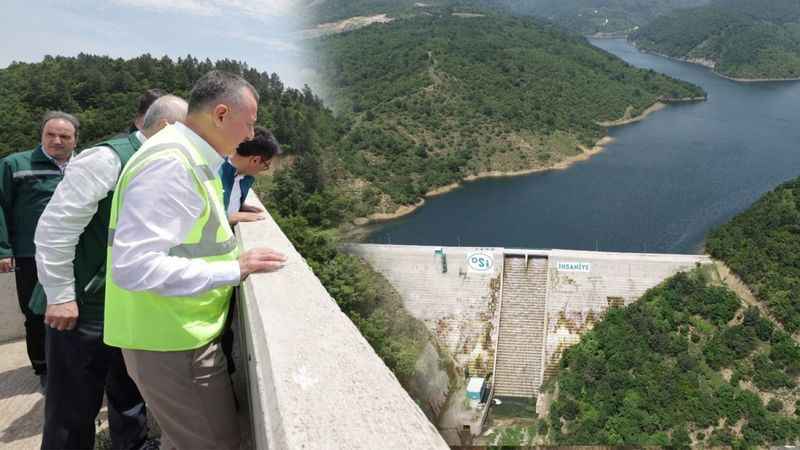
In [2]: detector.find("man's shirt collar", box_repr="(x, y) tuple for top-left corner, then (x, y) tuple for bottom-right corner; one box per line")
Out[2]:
(39, 145), (70, 172)
(174, 122), (224, 174)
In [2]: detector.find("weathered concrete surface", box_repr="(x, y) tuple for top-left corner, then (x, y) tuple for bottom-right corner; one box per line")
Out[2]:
(438, 383), (483, 445)
(237, 198), (448, 450)
(0, 339), (43, 449)
(411, 342), (451, 420)
(344, 244), (502, 375)
(0, 274), (24, 343)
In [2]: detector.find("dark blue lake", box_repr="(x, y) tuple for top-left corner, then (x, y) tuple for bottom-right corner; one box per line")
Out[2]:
(366, 38), (800, 254)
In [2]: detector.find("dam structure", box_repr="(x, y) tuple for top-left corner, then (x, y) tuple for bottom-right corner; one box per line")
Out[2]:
(345, 244), (711, 401)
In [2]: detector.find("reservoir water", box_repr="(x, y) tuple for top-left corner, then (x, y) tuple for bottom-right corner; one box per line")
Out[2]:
(366, 38), (800, 254)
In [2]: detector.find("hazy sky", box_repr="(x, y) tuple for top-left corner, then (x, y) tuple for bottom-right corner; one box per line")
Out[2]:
(0, 0), (314, 89)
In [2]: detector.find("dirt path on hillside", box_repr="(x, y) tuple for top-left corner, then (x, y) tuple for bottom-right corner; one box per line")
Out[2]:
(426, 51), (443, 87)
(714, 261), (797, 340)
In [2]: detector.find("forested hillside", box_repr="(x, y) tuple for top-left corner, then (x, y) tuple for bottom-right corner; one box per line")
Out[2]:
(315, 13), (704, 212)
(0, 55), (436, 407)
(706, 177), (800, 333)
(548, 269), (800, 448)
(631, 0), (800, 79)
(0, 54), (327, 157)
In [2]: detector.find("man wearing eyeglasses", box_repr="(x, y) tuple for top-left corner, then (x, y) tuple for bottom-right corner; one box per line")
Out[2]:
(219, 126), (283, 226)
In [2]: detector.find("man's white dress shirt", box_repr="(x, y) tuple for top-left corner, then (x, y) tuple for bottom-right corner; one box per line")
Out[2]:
(110, 123), (240, 296)
(35, 126), (239, 306)
(226, 171), (245, 217)
(35, 133), (139, 305)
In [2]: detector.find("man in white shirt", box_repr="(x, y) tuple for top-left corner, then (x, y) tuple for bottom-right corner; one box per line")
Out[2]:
(34, 95), (187, 450)
(105, 71), (286, 450)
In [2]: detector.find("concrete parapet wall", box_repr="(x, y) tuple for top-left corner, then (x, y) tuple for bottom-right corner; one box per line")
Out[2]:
(344, 244), (502, 375)
(0, 273), (24, 343)
(236, 198), (448, 449)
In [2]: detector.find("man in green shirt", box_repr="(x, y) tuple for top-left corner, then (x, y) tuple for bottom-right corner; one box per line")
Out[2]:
(0, 111), (79, 386)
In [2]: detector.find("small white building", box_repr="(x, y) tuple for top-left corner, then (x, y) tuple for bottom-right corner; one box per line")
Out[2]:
(466, 377), (486, 409)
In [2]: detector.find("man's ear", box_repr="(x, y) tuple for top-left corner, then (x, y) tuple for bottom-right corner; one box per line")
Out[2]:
(212, 104), (231, 127)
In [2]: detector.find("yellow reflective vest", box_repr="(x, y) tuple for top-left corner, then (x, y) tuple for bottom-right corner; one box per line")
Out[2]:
(104, 126), (240, 351)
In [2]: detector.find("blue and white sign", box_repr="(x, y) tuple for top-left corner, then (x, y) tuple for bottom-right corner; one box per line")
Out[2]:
(467, 252), (494, 272)
(557, 261), (591, 273)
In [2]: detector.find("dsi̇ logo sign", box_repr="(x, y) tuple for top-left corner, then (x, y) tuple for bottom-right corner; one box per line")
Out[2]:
(467, 252), (494, 272)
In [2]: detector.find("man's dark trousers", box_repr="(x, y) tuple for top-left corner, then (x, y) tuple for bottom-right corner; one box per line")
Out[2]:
(42, 320), (147, 450)
(14, 257), (46, 375)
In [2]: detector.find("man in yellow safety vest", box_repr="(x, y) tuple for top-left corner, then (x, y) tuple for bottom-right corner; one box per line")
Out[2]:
(104, 70), (286, 450)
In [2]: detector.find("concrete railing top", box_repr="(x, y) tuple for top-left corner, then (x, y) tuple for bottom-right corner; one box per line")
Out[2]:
(236, 194), (448, 450)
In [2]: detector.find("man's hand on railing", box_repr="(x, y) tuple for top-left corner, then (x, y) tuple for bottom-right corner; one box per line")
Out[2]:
(229, 211), (267, 226)
(239, 248), (287, 280)
(45, 301), (79, 331)
(240, 203), (265, 213)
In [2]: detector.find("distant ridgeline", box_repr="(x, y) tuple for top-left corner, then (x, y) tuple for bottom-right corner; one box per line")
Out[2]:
(473, 0), (712, 36)
(307, 0), (711, 36)
(305, 0), (420, 24)
(0, 54), (328, 157)
(630, 0), (800, 79)
(314, 13), (704, 212)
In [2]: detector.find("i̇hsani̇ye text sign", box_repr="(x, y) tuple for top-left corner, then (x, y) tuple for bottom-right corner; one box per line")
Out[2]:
(557, 261), (591, 272)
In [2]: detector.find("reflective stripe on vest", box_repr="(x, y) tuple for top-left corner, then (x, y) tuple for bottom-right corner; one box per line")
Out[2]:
(107, 142), (237, 259)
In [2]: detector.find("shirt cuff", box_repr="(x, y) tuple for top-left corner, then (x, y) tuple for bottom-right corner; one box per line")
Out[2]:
(43, 284), (76, 305)
(210, 260), (241, 288)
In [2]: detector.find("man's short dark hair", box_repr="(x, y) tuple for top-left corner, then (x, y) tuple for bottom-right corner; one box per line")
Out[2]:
(236, 126), (282, 159)
(41, 111), (80, 137)
(136, 88), (166, 117)
(188, 70), (260, 114)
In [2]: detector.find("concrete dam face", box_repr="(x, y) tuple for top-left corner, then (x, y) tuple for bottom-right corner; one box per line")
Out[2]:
(345, 244), (710, 399)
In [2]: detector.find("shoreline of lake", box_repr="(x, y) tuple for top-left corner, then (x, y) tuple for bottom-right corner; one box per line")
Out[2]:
(348, 96), (698, 232)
